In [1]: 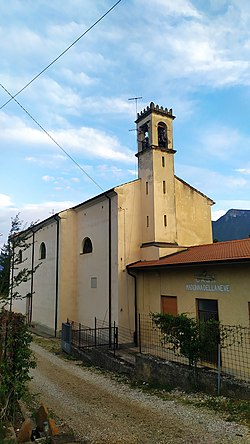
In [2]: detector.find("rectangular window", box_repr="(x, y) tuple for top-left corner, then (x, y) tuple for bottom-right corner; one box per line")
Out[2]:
(146, 216), (149, 227)
(162, 156), (165, 167)
(146, 181), (148, 195)
(161, 296), (177, 315)
(197, 299), (219, 321)
(91, 277), (97, 288)
(163, 181), (166, 194)
(164, 214), (167, 226)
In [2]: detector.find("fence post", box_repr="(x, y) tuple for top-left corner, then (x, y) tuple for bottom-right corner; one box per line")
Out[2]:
(113, 321), (116, 357)
(78, 323), (81, 348)
(94, 317), (97, 348)
(139, 313), (141, 354)
(115, 326), (118, 350)
(217, 343), (221, 396)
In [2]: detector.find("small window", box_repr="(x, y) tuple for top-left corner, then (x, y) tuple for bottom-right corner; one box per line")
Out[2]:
(18, 249), (22, 263)
(163, 181), (166, 194)
(82, 237), (93, 254)
(161, 296), (177, 315)
(146, 216), (149, 227)
(40, 242), (46, 260)
(91, 277), (97, 288)
(162, 156), (165, 167)
(146, 181), (149, 195)
(164, 214), (167, 227)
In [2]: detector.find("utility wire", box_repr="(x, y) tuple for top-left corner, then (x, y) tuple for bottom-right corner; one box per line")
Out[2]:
(0, 83), (104, 192)
(0, 0), (122, 110)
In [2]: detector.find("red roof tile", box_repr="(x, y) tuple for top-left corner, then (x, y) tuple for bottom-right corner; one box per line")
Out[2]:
(128, 238), (250, 269)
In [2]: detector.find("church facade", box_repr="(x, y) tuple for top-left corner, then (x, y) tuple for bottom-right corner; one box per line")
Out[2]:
(13, 102), (214, 337)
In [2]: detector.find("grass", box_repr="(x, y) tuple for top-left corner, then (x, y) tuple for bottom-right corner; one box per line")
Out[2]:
(133, 382), (250, 426)
(32, 334), (61, 354)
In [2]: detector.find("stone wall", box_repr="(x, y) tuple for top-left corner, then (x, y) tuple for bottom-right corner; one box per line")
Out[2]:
(135, 354), (250, 400)
(70, 346), (134, 377)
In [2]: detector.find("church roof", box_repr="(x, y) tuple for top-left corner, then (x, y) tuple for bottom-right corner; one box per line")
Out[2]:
(175, 176), (215, 205)
(128, 238), (250, 270)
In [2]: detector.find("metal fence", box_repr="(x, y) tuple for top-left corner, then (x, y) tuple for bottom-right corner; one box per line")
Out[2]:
(63, 318), (118, 355)
(138, 313), (250, 384)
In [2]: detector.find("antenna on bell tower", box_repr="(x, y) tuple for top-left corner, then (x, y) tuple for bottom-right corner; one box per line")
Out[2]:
(128, 96), (143, 117)
(128, 96), (143, 134)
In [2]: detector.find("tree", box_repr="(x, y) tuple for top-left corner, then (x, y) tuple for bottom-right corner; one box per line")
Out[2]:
(0, 215), (37, 421)
(0, 244), (10, 299)
(0, 214), (38, 311)
(152, 312), (220, 384)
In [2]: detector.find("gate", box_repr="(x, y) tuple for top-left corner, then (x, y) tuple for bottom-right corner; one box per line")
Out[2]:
(62, 318), (118, 354)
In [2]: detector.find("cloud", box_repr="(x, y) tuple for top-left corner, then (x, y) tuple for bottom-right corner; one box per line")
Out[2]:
(236, 168), (250, 175)
(193, 125), (250, 161)
(0, 112), (134, 163)
(143, 0), (202, 18)
(0, 199), (77, 248)
(176, 164), (249, 203)
(0, 194), (13, 207)
(42, 175), (55, 182)
(25, 154), (67, 166)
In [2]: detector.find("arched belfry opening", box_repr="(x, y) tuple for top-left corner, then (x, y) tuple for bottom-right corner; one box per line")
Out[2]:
(140, 122), (149, 150)
(158, 122), (168, 148)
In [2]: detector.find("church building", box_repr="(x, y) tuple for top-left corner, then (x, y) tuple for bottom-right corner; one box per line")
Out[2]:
(13, 102), (215, 338)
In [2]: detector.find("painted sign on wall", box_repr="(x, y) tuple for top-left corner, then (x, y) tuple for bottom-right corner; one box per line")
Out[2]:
(185, 272), (230, 293)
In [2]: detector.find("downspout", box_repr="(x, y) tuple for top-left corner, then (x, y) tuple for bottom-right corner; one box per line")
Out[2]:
(29, 228), (35, 323)
(127, 269), (138, 346)
(53, 215), (60, 337)
(105, 194), (112, 347)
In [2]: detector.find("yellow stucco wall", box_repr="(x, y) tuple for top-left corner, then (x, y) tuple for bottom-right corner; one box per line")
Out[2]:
(116, 180), (141, 336)
(175, 177), (213, 246)
(57, 209), (78, 327)
(136, 264), (250, 327)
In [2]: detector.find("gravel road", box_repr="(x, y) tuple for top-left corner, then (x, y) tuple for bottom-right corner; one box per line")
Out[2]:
(29, 343), (249, 444)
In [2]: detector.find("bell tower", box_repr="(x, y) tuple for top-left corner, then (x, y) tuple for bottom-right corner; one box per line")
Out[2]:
(136, 102), (178, 257)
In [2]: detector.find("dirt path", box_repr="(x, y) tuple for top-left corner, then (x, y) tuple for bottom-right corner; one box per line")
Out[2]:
(29, 343), (249, 444)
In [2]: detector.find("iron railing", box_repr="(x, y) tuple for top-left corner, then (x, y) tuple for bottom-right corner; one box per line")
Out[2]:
(64, 318), (118, 355)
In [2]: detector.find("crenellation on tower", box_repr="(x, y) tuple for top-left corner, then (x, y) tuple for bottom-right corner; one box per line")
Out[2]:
(136, 102), (175, 122)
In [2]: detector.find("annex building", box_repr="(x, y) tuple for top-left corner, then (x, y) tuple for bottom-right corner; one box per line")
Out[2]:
(13, 102), (250, 340)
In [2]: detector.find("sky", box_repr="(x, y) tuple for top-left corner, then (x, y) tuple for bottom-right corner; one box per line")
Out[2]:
(1, 0), (250, 247)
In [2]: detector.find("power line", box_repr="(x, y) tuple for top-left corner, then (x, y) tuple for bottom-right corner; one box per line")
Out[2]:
(0, 83), (104, 192)
(0, 0), (122, 111)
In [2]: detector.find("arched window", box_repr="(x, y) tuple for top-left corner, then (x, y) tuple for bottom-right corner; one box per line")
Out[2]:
(18, 249), (22, 263)
(40, 242), (46, 259)
(82, 237), (93, 254)
(158, 122), (168, 148)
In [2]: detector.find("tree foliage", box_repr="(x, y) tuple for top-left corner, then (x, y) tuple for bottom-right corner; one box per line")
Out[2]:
(0, 310), (36, 420)
(152, 312), (220, 368)
(0, 214), (38, 310)
(0, 215), (38, 422)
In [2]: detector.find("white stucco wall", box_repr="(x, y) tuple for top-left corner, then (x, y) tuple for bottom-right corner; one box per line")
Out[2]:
(32, 221), (58, 333)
